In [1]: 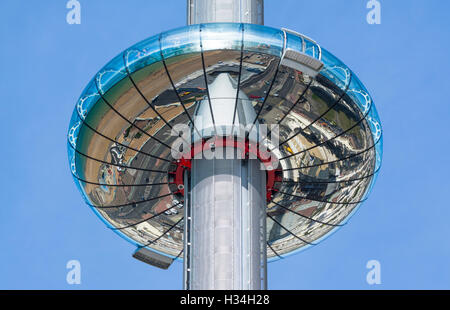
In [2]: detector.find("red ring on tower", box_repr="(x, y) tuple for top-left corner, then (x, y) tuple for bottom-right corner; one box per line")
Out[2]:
(168, 136), (282, 203)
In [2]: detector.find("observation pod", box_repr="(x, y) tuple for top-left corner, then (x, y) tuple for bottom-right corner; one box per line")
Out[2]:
(67, 0), (383, 290)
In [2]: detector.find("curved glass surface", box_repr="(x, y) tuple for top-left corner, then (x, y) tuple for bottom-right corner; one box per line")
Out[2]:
(68, 23), (383, 261)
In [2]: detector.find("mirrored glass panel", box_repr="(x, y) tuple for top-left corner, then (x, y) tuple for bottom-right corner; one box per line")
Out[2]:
(68, 24), (382, 260)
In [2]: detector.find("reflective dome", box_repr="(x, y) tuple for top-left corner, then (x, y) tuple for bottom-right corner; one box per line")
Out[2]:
(67, 23), (382, 260)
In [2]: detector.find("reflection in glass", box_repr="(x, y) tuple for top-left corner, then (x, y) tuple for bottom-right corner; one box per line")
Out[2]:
(68, 23), (382, 260)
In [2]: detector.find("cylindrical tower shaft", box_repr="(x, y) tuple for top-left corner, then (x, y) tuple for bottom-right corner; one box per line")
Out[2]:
(187, 0), (264, 25)
(185, 150), (267, 290)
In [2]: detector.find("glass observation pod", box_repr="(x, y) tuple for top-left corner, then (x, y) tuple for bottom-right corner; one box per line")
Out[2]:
(67, 23), (383, 263)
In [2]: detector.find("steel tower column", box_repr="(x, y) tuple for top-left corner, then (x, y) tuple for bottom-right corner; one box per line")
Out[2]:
(183, 74), (268, 289)
(187, 0), (264, 25)
(183, 2), (266, 290)
(186, 150), (267, 290)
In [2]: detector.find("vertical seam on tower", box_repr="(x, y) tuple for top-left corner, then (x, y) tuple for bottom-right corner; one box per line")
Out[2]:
(212, 157), (215, 288)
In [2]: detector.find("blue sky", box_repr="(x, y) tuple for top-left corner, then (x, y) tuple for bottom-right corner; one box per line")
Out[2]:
(1, 0), (449, 289)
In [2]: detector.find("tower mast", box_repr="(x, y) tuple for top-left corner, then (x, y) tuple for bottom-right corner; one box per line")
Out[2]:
(184, 0), (267, 290)
(187, 0), (264, 25)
